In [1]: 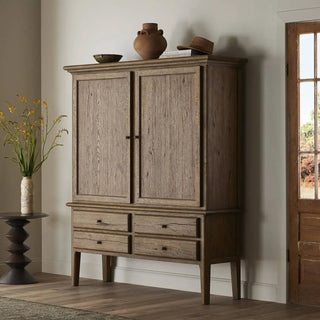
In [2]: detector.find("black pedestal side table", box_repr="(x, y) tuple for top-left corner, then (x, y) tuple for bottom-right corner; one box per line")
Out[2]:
(0, 212), (48, 285)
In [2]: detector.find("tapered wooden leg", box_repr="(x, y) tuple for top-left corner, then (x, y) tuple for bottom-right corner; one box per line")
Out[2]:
(102, 255), (113, 282)
(72, 251), (81, 286)
(200, 262), (211, 305)
(231, 259), (241, 299)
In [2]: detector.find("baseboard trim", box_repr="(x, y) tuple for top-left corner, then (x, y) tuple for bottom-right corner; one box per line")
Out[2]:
(42, 258), (279, 302)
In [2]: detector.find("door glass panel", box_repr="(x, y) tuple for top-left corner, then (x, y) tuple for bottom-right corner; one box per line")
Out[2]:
(300, 82), (315, 151)
(300, 33), (314, 79)
(300, 153), (315, 199)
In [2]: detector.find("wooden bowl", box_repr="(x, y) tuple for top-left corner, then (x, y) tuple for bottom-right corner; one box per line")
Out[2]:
(93, 54), (122, 63)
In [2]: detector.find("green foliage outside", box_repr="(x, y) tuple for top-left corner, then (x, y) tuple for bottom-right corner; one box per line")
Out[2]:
(300, 93), (320, 186)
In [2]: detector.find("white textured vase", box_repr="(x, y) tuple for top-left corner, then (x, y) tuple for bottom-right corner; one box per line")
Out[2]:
(21, 176), (33, 215)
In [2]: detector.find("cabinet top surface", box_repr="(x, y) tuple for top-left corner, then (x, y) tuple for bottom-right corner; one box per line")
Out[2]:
(64, 55), (247, 74)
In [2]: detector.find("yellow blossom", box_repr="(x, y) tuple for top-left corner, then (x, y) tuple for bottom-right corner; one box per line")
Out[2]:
(56, 134), (61, 138)
(28, 109), (35, 116)
(8, 105), (16, 113)
(18, 95), (27, 103)
(33, 99), (41, 104)
(0, 111), (5, 119)
(43, 100), (48, 110)
(40, 119), (44, 127)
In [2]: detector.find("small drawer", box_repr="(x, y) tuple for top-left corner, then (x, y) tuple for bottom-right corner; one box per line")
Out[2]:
(134, 215), (199, 237)
(73, 210), (129, 232)
(134, 236), (199, 261)
(73, 231), (129, 253)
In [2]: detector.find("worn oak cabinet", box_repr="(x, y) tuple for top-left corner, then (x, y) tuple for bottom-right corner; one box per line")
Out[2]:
(65, 55), (246, 304)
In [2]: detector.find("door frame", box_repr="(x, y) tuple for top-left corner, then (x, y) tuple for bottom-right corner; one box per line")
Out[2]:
(287, 21), (320, 304)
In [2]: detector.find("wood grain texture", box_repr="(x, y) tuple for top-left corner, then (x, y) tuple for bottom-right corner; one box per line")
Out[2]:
(73, 231), (129, 253)
(135, 67), (200, 206)
(206, 65), (239, 210)
(73, 210), (129, 232)
(102, 255), (113, 282)
(64, 55), (247, 74)
(134, 236), (199, 260)
(66, 56), (246, 305)
(76, 73), (131, 203)
(4, 273), (320, 320)
(134, 215), (199, 237)
(287, 22), (300, 304)
(287, 21), (320, 305)
(300, 213), (320, 242)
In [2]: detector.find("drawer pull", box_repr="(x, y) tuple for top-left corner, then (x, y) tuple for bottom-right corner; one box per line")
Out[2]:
(96, 220), (109, 226)
(97, 241), (102, 244)
(161, 224), (167, 229)
(161, 246), (167, 251)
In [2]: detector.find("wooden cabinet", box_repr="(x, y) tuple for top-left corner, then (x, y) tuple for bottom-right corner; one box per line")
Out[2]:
(65, 55), (246, 304)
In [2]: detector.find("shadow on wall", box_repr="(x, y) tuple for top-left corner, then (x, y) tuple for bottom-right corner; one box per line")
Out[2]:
(215, 36), (248, 57)
(214, 36), (265, 299)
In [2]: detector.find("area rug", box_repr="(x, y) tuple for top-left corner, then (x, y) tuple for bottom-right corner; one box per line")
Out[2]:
(0, 297), (134, 320)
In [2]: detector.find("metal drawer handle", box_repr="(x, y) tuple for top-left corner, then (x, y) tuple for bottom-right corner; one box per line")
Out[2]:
(97, 219), (102, 223)
(161, 224), (167, 229)
(97, 241), (102, 244)
(162, 246), (167, 251)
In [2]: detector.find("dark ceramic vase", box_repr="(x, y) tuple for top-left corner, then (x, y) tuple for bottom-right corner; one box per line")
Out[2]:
(134, 23), (167, 60)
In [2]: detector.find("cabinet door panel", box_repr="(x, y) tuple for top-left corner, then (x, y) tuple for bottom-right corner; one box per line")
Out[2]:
(74, 73), (131, 203)
(135, 67), (201, 206)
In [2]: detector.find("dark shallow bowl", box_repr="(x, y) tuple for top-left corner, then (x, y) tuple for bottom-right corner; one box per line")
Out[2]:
(93, 54), (123, 63)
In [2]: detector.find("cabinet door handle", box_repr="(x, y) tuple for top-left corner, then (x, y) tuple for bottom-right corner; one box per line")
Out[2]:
(97, 219), (102, 223)
(135, 135), (140, 139)
(97, 241), (102, 244)
(125, 136), (131, 139)
(161, 224), (167, 229)
(161, 246), (167, 251)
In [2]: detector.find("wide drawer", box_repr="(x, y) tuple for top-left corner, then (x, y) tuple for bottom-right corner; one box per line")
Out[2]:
(134, 215), (199, 237)
(73, 210), (129, 231)
(73, 231), (129, 253)
(134, 236), (199, 261)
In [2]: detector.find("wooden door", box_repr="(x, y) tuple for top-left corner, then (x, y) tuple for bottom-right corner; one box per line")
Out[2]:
(288, 22), (320, 305)
(134, 67), (201, 207)
(73, 72), (131, 203)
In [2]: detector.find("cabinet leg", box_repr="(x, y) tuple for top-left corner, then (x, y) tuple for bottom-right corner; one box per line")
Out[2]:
(231, 259), (241, 299)
(102, 255), (113, 282)
(72, 251), (81, 286)
(200, 262), (211, 305)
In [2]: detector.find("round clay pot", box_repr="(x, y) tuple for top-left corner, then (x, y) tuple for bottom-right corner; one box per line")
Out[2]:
(134, 23), (167, 60)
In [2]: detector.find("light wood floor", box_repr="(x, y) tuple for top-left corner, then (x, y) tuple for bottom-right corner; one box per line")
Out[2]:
(0, 273), (320, 319)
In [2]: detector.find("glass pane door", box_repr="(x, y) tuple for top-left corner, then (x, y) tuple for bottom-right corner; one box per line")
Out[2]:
(299, 33), (320, 199)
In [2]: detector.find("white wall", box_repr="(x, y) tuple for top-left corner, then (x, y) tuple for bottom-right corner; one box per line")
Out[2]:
(41, 0), (320, 303)
(0, 0), (41, 274)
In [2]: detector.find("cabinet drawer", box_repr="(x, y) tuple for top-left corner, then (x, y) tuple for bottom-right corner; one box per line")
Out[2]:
(134, 215), (199, 237)
(134, 236), (199, 261)
(73, 231), (129, 253)
(73, 210), (129, 231)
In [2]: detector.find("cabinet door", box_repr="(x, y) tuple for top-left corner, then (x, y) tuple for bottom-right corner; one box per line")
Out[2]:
(135, 67), (201, 206)
(74, 72), (131, 203)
